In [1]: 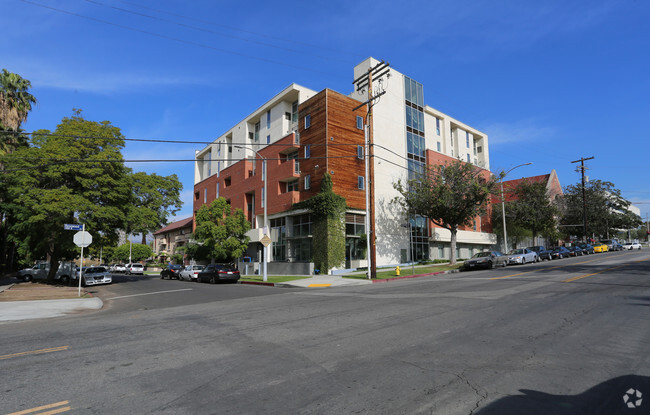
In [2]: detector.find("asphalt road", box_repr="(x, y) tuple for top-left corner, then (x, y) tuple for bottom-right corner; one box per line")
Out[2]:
(2, 250), (649, 415)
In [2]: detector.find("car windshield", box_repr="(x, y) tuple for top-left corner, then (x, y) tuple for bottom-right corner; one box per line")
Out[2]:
(509, 249), (524, 255)
(473, 252), (491, 258)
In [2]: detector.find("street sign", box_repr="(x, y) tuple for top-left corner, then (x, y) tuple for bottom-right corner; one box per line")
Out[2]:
(64, 224), (83, 231)
(260, 234), (271, 247)
(73, 231), (92, 248)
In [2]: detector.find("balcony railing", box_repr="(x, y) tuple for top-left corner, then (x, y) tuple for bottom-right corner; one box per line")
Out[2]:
(294, 160), (300, 174)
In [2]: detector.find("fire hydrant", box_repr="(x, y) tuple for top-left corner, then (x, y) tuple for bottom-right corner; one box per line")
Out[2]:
(395, 266), (400, 276)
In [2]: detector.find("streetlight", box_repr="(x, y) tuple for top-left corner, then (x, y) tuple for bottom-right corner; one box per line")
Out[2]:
(500, 162), (532, 253)
(234, 145), (268, 282)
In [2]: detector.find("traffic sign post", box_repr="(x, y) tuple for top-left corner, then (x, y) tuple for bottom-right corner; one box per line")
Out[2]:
(72, 226), (92, 297)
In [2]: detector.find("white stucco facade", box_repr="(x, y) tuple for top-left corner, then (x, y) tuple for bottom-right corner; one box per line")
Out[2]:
(351, 57), (496, 266)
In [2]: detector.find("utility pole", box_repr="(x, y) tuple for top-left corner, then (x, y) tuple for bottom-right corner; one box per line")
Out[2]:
(353, 60), (390, 279)
(571, 156), (594, 242)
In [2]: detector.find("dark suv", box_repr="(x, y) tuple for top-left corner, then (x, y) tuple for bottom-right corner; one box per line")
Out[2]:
(527, 246), (552, 261)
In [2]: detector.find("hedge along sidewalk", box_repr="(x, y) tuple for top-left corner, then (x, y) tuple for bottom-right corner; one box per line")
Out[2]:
(343, 262), (463, 281)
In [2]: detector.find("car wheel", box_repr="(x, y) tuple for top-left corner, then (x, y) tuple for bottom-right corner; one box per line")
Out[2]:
(522, 258), (526, 265)
(60, 275), (70, 285)
(81, 278), (86, 287)
(209, 276), (216, 284)
(502, 261), (507, 267)
(488, 261), (493, 269)
(23, 275), (33, 282)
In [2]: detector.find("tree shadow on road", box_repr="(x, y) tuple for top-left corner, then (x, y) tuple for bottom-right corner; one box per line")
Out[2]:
(476, 375), (649, 415)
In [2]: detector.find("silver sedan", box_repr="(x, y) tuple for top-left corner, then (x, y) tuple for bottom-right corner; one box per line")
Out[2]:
(179, 265), (205, 281)
(507, 248), (538, 265)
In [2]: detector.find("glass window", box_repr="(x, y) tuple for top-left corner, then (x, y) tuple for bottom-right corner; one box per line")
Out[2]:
(358, 176), (365, 190)
(216, 183), (219, 198)
(267, 135), (270, 144)
(203, 187), (207, 204)
(291, 101), (298, 123)
(304, 175), (311, 190)
(466, 131), (470, 147)
(436, 118), (440, 135)
(271, 217), (286, 261)
(467, 154), (471, 162)
(356, 116), (364, 130)
(304, 115), (311, 129)
(266, 110), (271, 129)
(304, 144), (310, 158)
(437, 142), (441, 152)
(357, 145), (364, 159)
(254, 122), (260, 141)
(287, 180), (299, 192)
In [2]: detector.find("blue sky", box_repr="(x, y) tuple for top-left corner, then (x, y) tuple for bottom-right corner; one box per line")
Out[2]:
(3, 0), (650, 223)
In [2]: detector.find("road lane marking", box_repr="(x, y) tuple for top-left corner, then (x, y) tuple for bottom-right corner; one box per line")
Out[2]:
(563, 257), (650, 283)
(0, 346), (68, 361)
(5, 401), (70, 415)
(106, 288), (193, 300)
(308, 284), (332, 287)
(490, 254), (631, 280)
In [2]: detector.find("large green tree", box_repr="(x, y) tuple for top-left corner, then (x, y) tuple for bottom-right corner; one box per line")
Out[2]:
(2, 111), (131, 279)
(0, 69), (36, 272)
(194, 198), (250, 263)
(560, 179), (640, 240)
(394, 160), (498, 265)
(126, 171), (183, 244)
(505, 180), (559, 243)
(114, 243), (152, 263)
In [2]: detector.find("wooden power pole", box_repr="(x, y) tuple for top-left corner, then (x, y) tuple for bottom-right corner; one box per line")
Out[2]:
(353, 60), (390, 279)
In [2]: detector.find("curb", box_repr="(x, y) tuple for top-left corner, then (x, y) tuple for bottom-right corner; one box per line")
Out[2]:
(239, 281), (276, 287)
(0, 283), (15, 293)
(372, 269), (460, 283)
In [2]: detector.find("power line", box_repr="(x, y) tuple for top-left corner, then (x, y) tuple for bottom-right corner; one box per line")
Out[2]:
(82, 0), (353, 64)
(114, 0), (363, 60)
(20, 0), (340, 78)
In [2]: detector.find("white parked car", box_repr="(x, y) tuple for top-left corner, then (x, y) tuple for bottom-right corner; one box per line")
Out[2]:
(507, 248), (538, 265)
(179, 265), (205, 281)
(125, 263), (144, 275)
(113, 264), (126, 273)
(74, 266), (112, 286)
(622, 242), (642, 250)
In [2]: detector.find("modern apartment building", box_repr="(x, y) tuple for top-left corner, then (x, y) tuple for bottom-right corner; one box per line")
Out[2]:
(193, 57), (496, 273)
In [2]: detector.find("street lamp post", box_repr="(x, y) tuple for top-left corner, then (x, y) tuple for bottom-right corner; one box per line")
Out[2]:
(500, 162), (532, 253)
(235, 145), (268, 282)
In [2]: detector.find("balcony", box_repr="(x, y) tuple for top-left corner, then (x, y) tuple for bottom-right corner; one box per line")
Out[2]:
(175, 234), (190, 243)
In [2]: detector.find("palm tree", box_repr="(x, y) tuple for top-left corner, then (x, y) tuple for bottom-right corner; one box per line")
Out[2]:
(0, 69), (37, 155)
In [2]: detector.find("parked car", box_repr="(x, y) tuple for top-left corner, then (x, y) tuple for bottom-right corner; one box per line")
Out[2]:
(507, 248), (538, 265)
(600, 239), (621, 251)
(179, 265), (205, 282)
(622, 242), (642, 250)
(567, 246), (584, 256)
(611, 243), (624, 251)
(593, 243), (609, 253)
(74, 266), (112, 286)
(527, 246), (552, 261)
(550, 246), (571, 259)
(461, 251), (508, 270)
(577, 243), (595, 255)
(126, 263), (144, 275)
(17, 262), (76, 284)
(197, 264), (241, 283)
(160, 264), (184, 279)
(113, 264), (126, 273)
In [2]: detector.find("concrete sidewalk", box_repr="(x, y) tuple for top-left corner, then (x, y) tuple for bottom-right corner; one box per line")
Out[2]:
(0, 297), (103, 322)
(274, 275), (373, 288)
